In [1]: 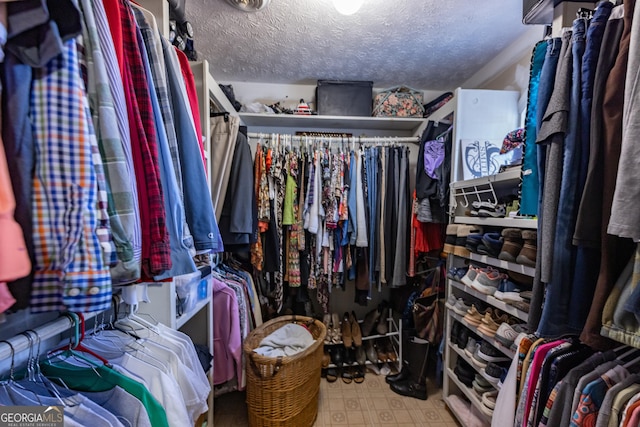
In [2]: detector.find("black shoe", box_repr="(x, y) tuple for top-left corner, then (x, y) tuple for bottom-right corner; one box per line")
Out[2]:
(385, 367), (411, 384)
(361, 306), (381, 337)
(390, 379), (428, 400)
(457, 325), (469, 349)
(331, 346), (344, 367)
(344, 347), (355, 365)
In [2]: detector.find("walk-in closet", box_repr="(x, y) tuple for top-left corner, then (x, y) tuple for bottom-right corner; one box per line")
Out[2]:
(1, 1), (638, 426)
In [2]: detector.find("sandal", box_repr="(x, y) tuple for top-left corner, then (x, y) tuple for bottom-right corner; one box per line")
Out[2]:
(341, 367), (353, 384)
(326, 368), (338, 383)
(353, 366), (365, 384)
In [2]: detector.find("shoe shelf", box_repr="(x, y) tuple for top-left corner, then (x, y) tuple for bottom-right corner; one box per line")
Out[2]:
(447, 342), (501, 390)
(443, 395), (477, 427)
(445, 367), (493, 425)
(448, 310), (516, 360)
(454, 215), (538, 229)
(324, 317), (401, 345)
(450, 279), (529, 322)
(466, 252), (536, 277)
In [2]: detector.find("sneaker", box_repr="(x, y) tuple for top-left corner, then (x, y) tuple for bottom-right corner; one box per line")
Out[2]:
(481, 232), (503, 257)
(452, 298), (471, 316)
(485, 362), (509, 384)
(464, 337), (478, 358)
(477, 313), (500, 337)
(478, 203), (506, 218)
(494, 279), (524, 302)
(495, 323), (518, 348)
(471, 345), (488, 368)
(471, 270), (507, 295)
(457, 324), (469, 349)
(461, 264), (485, 287)
(476, 341), (510, 364)
(482, 390), (498, 410)
(463, 304), (485, 327)
(511, 300), (530, 313)
(454, 359), (475, 387)
(473, 378), (494, 395)
(519, 290), (533, 301)
(446, 293), (458, 309)
(453, 267), (469, 281)
(474, 374), (492, 389)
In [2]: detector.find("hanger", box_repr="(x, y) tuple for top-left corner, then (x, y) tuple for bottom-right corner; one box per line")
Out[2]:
(210, 111), (229, 122)
(0, 339), (45, 405)
(51, 312), (110, 365)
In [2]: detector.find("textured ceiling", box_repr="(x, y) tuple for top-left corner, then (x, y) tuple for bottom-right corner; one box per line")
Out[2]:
(186, 0), (530, 90)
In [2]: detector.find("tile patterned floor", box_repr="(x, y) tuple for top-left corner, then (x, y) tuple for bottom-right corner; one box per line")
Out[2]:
(214, 371), (461, 426)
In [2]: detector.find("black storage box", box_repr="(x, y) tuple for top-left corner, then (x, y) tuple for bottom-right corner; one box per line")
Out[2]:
(316, 80), (373, 117)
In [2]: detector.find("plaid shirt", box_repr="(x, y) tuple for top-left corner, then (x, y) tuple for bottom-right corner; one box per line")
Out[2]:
(92, 0), (141, 265)
(78, 0), (141, 284)
(106, 0), (171, 276)
(131, 4), (195, 255)
(29, 38), (112, 313)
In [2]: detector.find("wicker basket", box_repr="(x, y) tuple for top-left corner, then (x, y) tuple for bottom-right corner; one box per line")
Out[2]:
(243, 315), (326, 427)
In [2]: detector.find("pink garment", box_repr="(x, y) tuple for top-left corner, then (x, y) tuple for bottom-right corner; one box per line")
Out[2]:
(625, 404), (640, 427)
(0, 136), (30, 283)
(0, 282), (16, 313)
(212, 277), (242, 388)
(522, 339), (566, 424)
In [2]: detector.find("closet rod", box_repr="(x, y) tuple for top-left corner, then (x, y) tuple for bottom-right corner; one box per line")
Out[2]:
(0, 312), (99, 362)
(247, 132), (420, 144)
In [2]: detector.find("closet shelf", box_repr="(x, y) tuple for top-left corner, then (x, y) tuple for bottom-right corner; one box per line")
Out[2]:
(238, 112), (425, 132)
(450, 168), (522, 189)
(424, 98), (455, 124)
(325, 330), (400, 346)
(449, 311), (516, 360)
(462, 252), (536, 277)
(445, 367), (493, 424)
(443, 395), (472, 427)
(454, 216), (538, 229)
(448, 342), (501, 390)
(450, 280), (529, 322)
(176, 295), (210, 329)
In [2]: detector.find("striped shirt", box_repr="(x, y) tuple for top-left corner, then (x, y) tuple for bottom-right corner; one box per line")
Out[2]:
(29, 38), (112, 313)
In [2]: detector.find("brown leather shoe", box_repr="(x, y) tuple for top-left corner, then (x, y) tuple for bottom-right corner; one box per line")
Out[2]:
(322, 349), (330, 368)
(342, 312), (352, 348)
(350, 311), (363, 347)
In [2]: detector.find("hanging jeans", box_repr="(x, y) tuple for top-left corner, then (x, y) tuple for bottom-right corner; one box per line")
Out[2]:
(568, 4), (613, 332)
(538, 19), (587, 337)
(528, 36), (565, 332)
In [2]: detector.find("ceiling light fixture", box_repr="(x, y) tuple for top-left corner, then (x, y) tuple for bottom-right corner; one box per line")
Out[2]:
(225, 0), (270, 12)
(332, 0), (364, 16)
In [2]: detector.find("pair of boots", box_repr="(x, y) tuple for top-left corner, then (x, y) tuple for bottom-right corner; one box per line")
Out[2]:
(498, 229), (537, 267)
(386, 331), (430, 400)
(360, 301), (390, 337)
(341, 311), (362, 347)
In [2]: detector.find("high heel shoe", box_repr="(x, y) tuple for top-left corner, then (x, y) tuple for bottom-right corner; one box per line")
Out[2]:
(376, 302), (390, 335)
(331, 313), (341, 344)
(350, 311), (362, 347)
(323, 314), (331, 344)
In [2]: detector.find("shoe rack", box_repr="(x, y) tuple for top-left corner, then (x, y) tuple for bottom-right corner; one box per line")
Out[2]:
(324, 316), (402, 369)
(442, 170), (537, 426)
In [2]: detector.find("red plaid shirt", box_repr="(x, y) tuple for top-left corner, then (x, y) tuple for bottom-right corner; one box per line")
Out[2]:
(104, 0), (171, 275)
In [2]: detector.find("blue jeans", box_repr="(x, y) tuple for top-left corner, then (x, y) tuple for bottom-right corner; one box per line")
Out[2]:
(538, 19), (587, 337)
(520, 40), (548, 216)
(568, 4), (613, 331)
(528, 38), (562, 330)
